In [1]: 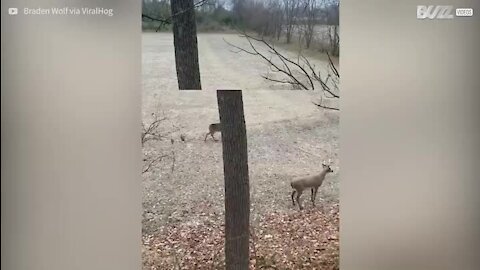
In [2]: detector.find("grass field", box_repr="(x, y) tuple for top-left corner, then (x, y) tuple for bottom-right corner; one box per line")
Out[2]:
(142, 33), (339, 269)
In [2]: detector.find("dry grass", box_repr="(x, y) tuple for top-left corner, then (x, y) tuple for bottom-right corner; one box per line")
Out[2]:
(142, 33), (339, 269)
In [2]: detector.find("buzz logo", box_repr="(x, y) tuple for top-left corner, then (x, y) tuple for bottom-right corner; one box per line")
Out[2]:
(417, 5), (454, 19)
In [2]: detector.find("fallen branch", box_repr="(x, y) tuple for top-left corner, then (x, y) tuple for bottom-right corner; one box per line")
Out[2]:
(142, 154), (168, 174)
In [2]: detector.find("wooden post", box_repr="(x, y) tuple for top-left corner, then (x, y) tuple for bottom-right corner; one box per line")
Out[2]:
(171, 0), (202, 90)
(217, 90), (250, 270)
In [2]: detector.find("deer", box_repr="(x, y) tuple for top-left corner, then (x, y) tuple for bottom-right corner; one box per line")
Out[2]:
(290, 160), (334, 210)
(204, 123), (221, 142)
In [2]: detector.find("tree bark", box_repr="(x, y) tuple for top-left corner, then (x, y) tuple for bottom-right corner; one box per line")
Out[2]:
(170, 0), (202, 90)
(217, 90), (250, 270)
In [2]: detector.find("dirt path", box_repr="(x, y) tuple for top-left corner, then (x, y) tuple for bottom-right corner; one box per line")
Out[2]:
(142, 33), (339, 235)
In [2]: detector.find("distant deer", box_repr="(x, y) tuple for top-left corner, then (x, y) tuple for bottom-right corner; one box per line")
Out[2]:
(290, 160), (334, 210)
(204, 123), (221, 142)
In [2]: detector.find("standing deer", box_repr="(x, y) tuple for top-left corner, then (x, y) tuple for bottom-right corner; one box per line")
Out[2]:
(290, 160), (334, 210)
(204, 123), (221, 142)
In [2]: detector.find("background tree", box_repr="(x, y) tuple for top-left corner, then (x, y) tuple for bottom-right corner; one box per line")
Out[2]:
(326, 1), (339, 56)
(301, 0), (320, 49)
(283, 0), (300, 44)
(170, 0), (202, 90)
(270, 1), (285, 41)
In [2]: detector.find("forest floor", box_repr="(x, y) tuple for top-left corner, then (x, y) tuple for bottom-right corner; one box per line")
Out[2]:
(142, 33), (339, 269)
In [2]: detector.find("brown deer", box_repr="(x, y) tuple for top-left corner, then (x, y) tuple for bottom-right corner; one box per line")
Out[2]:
(204, 123), (221, 142)
(290, 160), (334, 210)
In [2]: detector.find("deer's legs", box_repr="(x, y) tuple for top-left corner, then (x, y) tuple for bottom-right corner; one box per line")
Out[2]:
(204, 132), (210, 142)
(211, 133), (217, 141)
(291, 190), (297, 206)
(312, 187), (319, 206)
(296, 190), (303, 210)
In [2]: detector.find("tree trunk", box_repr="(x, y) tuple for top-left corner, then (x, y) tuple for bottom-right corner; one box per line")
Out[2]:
(305, 32), (312, 49)
(276, 25), (282, 40)
(217, 90), (250, 270)
(170, 0), (202, 90)
(286, 28), (292, 44)
(305, 25), (313, 49)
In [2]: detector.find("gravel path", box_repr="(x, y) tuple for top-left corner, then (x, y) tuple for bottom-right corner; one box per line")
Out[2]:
(142, 33), (339, 235)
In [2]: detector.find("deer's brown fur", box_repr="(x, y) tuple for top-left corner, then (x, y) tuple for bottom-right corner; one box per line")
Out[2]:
(290, 162), (333, 210)
(204, 123), (221, 141)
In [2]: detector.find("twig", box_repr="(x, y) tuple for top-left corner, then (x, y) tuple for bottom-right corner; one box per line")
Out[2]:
(260, 75), (298, 86)
(326, 52), (339, 78)
(142, 154), (168, 174)
(141, 14), (170, 24)
(170, 150), (176, 173)
(142, 113), (182, 146)
(312, 101), (339, 111)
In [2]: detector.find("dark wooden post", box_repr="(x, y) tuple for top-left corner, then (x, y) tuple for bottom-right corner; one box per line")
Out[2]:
(170, 0), (202, 90)
(217, 90), (250, 270)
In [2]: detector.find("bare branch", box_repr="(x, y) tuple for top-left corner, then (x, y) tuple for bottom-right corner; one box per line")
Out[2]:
(312, 101), (339, 111)
(141, 14), (170, 25)
(312, 96), (339, 111)
(141, 112), (181, 174)
(326, 52), (339, 78)
(141, 113), (168, 146)
(241, 33), (315, 90)
(141, 113), (182, 146)
(261, 75), (298, 86)
(142, 154), (168, 174)
(170, 150), (176, 173)
(226, 34), (311, 90)
(224, 30), (340, 110)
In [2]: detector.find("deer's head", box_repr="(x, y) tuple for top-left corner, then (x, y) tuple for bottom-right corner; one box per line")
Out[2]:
(322, 159), (334, 173)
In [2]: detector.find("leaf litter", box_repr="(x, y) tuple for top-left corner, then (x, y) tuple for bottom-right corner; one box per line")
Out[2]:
(143, 203), (339, 270)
